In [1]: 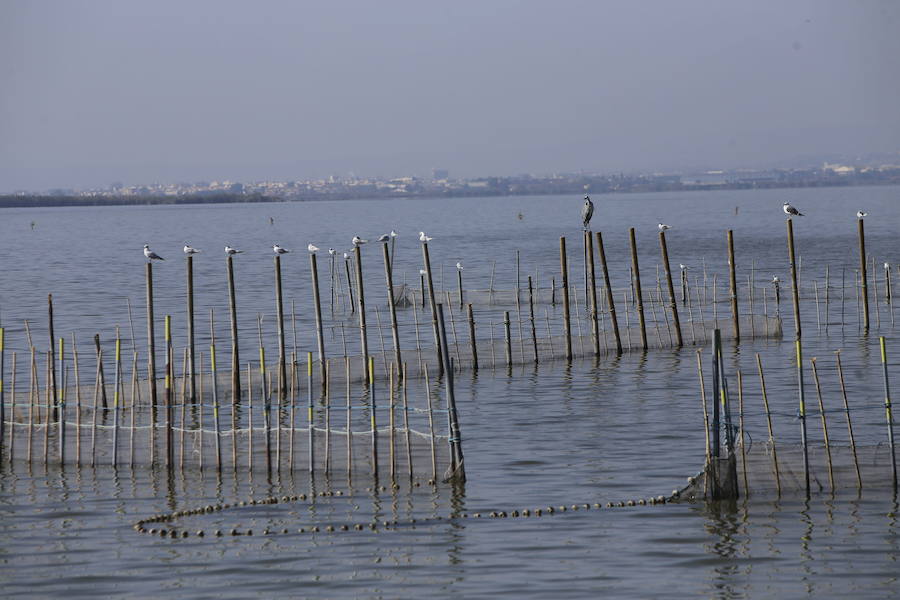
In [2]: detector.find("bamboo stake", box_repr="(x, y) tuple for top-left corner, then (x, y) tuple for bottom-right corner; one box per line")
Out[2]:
(89, 349), (99, 467)
(58, 338), (66, 466)
(424, 363), (437, 483)
(503, 311), (512, 369)
(112, 336), (121, 467)
(787, 218), (801, 338)
(402, 363), (412, 480)
(8, 351), (15, 466)
(257, 316), (271, 479)
(445, 293), (462, 367)
(726, 230), (740, 342)
(47, 295), (58, 422)
(467, 304), (479, 370)
(274, 254), (287, 401)
(389, 362), (396, 482)
(738, 370), (747, 494)
(436, 304), (465, 481)
(187, 254), (196, 404)
(129, 351), (137, 468)
(288, 352), (296, 473)
(307, 351), (314, 476)
(211, 339), (222, 474)
(382, 242), (402, 374)
(880, 337), (897, 490)
(164, 315), (174, 470)
(247, 362), (253, 473)
(354, 245), (370, 384)
(755, 353), (781, 495)
(146, 264), (158, 411)
(596, 232), (622, 354)
(696, 350), (710, 464)
(325, 358), (331, 476)
(226, 255), (241, 412)
(310, 251), (327, 385)
(43, 352), (50, 466)
(834, 351), (861, 490)
(344, 254), (356, 314)
(345, 356), (352, 484)
(810, 358), (834, 492)
(659, 230), (683, 347)
(178, 347), (187, 471)
(422, 242), (444, 377)
(858, 218), (869, 333)
(586, 231), (600, 355)
(527, 277), (539, 363)
(369, 356), (378, 481)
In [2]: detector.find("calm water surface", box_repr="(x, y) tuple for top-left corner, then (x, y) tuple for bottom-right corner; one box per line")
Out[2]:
(1, 186), (899, 598)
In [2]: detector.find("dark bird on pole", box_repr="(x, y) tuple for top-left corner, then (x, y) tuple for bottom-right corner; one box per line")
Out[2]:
(783, 202), (804, 217)
(581, 195), (594, 230)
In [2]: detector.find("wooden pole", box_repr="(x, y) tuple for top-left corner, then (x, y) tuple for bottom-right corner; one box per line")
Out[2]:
(48, 294), (58, 421)
(560, 237), (573, 360)
(726, 230), (740, 342)
(226, 255), (241, 409)
(422, 242), (444, 377)
(629, 228), (648, 351)
(310, 252), (327, 385)
(274, 255), (287, 401)
(344, 256), (356, 314)
(858, 218), (870, 333)
(457, 268), (463, 309)
(787, 219), (802, 339)
(436, 304), (465, 482)
(810, 358), (834, 492)
(210, 311), (222, 473)
(257, 316), (272, 479)
(57, 337), (66, 465)
(795, 339), (810, 497)
(596, 232), (622, 354)
(467, 303), (478, 370)
(187, 255), (196, 404)
(586, 231), (600, 356)
(308, 351), (314, 476)
(111, 335), (121, 467)
(424, 363), (437, 482)
(164, 315), (173, 470)
(527, 277), (539, 363)
(381, 242), (402, 374)
(369, 356), (378, 481)
(503, 311), (512, 369)
(755, 354), (781, 495)
(696, 350), (710, 464)
(402, 363), (412, 480)
(146, 263), (158, 410)
(880, 337), (897, 490)
(659, 230), (683, 347)
(354, 246), (370, 384)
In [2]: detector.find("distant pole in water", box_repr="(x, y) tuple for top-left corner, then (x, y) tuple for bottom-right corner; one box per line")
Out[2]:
(726, 230), (740, 343)
(354, 246), (370, 384)
(467, 303), (479, 370)
(503, 311), (512, 368)
(858, 217), (870, 333)
(786, 219), (802, 339)
(560, 237), (573, 361)
(310, 252), (327, 385)
(596, 232), (622, 354)
(186, 254), (196, 404)
(796, 339), (810, 497)
(48, 294), (58, 420)
(146, 263), (158, 410)
(586, 231), (600, 356)
(527, 277), (539, 363)
(226, 255), (241, 407)
(436, 304), (465, 482)
(629, 228), (648, 351)
(659, 230), (683, 347)
(164, 315), (174, 470)
(274, 255), (287, 401)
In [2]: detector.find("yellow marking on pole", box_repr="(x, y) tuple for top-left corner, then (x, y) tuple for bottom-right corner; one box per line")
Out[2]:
(210, 344), (217, 371)
(0, 327), (4, 351)
(307, 352), (312, 377)
(259, 347), (266, 374)
(114, 338), (121, 408)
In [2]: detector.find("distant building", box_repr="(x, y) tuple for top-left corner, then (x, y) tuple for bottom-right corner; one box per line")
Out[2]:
(432, 168), (449, 181)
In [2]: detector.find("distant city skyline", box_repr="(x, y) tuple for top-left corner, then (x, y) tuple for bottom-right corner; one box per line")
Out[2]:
(3, 1), (899, 193)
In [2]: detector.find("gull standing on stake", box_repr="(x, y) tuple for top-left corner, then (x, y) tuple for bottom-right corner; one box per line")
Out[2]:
(456, 262), (463, 271)
(658, 223), (671, 231)
(582, 195), (594, 230)
(419, 231), (433, 242)
(143, 244), (165, 261)
(225, 245), (243, 256)
(857, 210), (868, 218)
(183, 244), (201, 255)
(352, 236), (367, 246)
(307, 244), (319, 253)
(273, 244), (290, 255)
(376, 234), (390, 243)
(783, 202), (804, 216)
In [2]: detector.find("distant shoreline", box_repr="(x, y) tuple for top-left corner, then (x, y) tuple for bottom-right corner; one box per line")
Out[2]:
(2, 179), (897, 209)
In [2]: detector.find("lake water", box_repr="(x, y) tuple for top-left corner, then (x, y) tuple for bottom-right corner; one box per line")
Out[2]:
(1, 185), (899, 598)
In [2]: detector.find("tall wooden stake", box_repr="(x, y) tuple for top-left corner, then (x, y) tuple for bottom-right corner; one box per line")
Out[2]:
(187, 254), (196, 404)
(629, 228), (648, 351)
(560, 236), (573, 360)
(727, 230), (740, 342)
(382, 242), (402, 373)
(226, 255), (241, 408)
(422, 242), (444, 376)
(859, 218), (870, 333)
(659, 230), (683, 347)
(354, 246), (370, 384)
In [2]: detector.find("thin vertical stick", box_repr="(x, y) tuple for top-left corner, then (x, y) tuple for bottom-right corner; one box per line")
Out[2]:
(810, 358), (834, 492)
(422, 242), (444, 376)
(187, 254), (196, 404)
(374, 306), (389, 378)
(424, 363), (437, 482)
(325, 358), (331, 476)
(256, 316), (271, 479)
(787, 218), (801, 338)
(345, 356), (352, 483)
(457, 266), (463, 309)
(226, 255), (241, 412)
(696, 350), (710, 463)
(210, 339), (222, 474)
(467, 304), (479, 370)
(48, 295), (58, 422)
(880, 337), (897, 490)
(796, 339), (810, 497)
(445, 293), (462, 366)
(834, 351), (861, 490)
(738, 370), (747, 494)
(344, 255), (356, 314)
(112, 336), (121, 467)
(247, 362), (253, 473)
(129, 351), (137, 468)
(307, 351), (314, 476)
(560, 236), (573, 360)
(288, 352), (296, 472)
(515, 251), (525, 360)
(8, 351), (16, 466)
(503, 311), (512, 369)
(437, 304), (465, 481)
(274, 254), (287, 401)
(369, 356), (378, 480)
(586, 231), (600, 355)
(382, 242), (402, 374)
(527, 277), (539, 363)
(310, 251), (327, 385)
(629, 228), (648, 351)
(659, 230), (683, 347)
(178, 347), (187, 471)
(755, 354), (781, 495)
(402, 363), (412, 480)
(89, 349), (99, 467)
(57, 338), (66, 465)
(164, 315), (174, 470)
(43, 352), (50, 465)
(354, 245), (370, 384)
(488, 260), (496, 304)
(726, 230), (740, 342)
(389, 362), (396, 481)
(814, 280), (821, 331)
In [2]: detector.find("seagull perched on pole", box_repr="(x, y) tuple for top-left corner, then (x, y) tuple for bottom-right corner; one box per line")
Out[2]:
(343, 252), (350, 260)
(419, 231), (432, 242)
(581, 195), (594, 230)
(772, 276), (780, 284)
(307, 244), (319, 253)
(390, 230), (398, 238)
(328, 248), (336, 256)
(857, 210), (867, 218)
(143, 244), (164, 261)
(419, 269), (428, 276)
(783, 202), (804, 216)
(352, 236), (367, 246)
(679, 263), (686, 271)
(273, 244), (290, 255)
(658, 223), (671, 231)
(456, 262), (463, 271)
(376, 234), (390, 243)
(225, 245), (243, 256)
(183, 244), (200, 255)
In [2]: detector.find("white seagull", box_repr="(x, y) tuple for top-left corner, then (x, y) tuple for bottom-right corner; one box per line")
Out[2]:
(582, 195), (594, 230)
(419, 269), (428, 276)
(183, 244), (201, 255)
(376, 234), (390, 243)
(307, 243), (319, 253)
(658, 223), (671, 231)
(772, 276), (780, 284)
(783, 202), (804, 216)
(343, 252), (350, 260)
(225, 246), (243, 255)
(419, 231), (433, 242)
(328, 248), (336, 256)
(456, 262), (463, 271)
(390, 230), (398, 238)
(679, 263), (686, 271)
(273, 244), (290, 255)
(143, 244), (165, 261)
(857, 210), (867, 218)
(352, 236), (367, 246)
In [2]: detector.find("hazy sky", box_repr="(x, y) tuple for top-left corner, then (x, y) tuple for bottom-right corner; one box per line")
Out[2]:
(2, 0), (899, 191)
